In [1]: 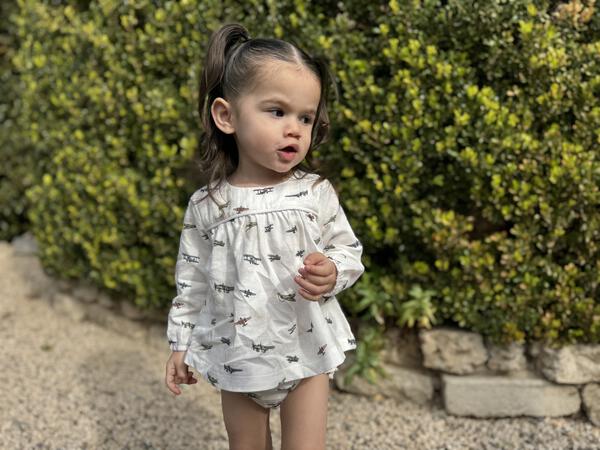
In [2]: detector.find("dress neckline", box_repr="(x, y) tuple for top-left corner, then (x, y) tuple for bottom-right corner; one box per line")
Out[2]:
(224, 170), (303, 190)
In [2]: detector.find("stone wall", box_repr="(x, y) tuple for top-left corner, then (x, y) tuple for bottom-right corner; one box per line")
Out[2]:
(334, 326), (600, 427)
(9, 231), (600, 426)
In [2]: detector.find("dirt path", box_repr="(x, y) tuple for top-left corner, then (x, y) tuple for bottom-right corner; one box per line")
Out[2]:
(1, 241), (599, 450)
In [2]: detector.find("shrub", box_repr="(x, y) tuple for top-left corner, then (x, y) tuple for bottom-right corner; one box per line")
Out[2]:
(6, 0), (600, 382)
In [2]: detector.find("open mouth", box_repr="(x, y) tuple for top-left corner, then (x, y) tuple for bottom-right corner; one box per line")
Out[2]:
(277, 146), (298, 161)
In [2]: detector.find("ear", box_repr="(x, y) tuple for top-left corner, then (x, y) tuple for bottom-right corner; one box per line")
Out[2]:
(211, 97), (236, 134)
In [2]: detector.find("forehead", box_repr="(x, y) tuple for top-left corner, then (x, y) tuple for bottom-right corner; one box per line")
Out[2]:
(247, 59), (321, 107)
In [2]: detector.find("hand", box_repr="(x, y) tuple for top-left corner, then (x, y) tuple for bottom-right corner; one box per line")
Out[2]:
(294, 252), (338, 301)
(165, 351), (197, 396)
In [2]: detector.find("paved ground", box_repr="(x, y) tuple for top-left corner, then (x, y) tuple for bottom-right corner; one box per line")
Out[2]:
(2, 241), (600, 449)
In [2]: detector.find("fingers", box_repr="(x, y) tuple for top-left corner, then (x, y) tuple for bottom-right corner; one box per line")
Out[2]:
(298, 267), (329, 284)
(186, 372), (198, 384)
(176, 366), (197, 385)
(302, 251), (327, 266)
(166, 358), (198, 396)
(294, 256), (337, 300)
(302, 253), (337, 276)
(298, 287), (322, 302)
(295, 276), (320, 294)
(299, 263), (330, 277)
(165, 362), (182, 396)
(294, 269), (335, 301)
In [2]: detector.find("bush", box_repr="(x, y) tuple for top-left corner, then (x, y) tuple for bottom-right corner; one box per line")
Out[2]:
(0, 0), (30, 239)
(5, 0), (600, 382)
(320, 0), (600, 348)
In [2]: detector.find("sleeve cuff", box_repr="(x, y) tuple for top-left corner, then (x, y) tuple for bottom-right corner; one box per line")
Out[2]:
(169, 342), (190, 352)
(324, 257), (348, 298)
(167, 332), (191, 352)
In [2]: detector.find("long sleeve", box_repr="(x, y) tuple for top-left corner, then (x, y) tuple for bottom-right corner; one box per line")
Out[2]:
(166, 198), (211, 352)
(317, 179), (365, 298)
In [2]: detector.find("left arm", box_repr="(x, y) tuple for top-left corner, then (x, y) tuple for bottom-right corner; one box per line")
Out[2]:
(295, 179), (365, 300)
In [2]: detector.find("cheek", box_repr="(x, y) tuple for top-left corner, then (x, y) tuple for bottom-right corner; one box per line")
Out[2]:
(240, 123), (267, 145)
(303, 129), (313, 144)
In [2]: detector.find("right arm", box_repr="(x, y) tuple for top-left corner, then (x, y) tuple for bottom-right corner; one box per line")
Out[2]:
(166, 197), (211, 352)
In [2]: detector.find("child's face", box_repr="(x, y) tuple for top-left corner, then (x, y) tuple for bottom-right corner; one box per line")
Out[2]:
(226, 59), (321, 184)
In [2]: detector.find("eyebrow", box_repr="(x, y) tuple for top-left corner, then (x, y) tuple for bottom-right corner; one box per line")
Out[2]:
(259, 98), (317, 116)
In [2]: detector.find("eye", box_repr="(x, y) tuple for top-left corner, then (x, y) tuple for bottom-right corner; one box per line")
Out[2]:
(301, 115), (314, 125)
(268, 109), (284, 117)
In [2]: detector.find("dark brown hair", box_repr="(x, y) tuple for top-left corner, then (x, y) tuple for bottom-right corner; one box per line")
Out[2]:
(196, 23), (335, 202)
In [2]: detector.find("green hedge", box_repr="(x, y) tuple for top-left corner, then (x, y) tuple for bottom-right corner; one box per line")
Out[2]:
(322, 0), (600, 350)
(3, 0), (600, 382)
(0, 0), (30, 238)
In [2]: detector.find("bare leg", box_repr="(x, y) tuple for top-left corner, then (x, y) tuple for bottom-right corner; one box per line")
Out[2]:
(280, 373), (329, 450)
(221, 390), (273, 450)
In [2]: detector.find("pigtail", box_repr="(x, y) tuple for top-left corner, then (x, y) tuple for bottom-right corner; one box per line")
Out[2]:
(196, 24), (250, 201)
(310, 56), (338, 149)
(198, 23), (250, 119)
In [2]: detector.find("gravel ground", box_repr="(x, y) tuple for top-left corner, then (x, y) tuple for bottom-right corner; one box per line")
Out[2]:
(1, 241), (600, 450)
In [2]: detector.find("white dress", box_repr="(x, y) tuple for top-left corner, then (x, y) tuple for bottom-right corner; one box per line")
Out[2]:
(166, 170), (365, 392)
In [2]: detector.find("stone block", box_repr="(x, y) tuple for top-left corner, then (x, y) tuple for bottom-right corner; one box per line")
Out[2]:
(97, 292), (116, 309)
(120, 299), (146, 320)
(582, 383), (600, 427)
(11, 231), (39, 256)
(380, 327), (422, 368)
(72, 282), (99, 303)
(443, 373), (581, 418)
(419, 327), (488, 374)
(486, 341), (528, 373)
(51, 293), (87, 322)
(84, 303), (145, 339)
(537, 344), (600, 384)
(334, 355), (436, 405)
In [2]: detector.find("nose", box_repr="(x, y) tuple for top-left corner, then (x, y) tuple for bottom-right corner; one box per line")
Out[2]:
(284, 118), (301, 138)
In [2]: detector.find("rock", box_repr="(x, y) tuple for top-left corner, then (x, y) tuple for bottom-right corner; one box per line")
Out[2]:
(56, 279), (73, 294)
(72, 282), (99, 303)
(97, 292), (116, 309)
(51, 293), (87, 322)
(120, 299), (146, 320)
(12, 253), (56, 301)
(486, 342), (528, 373)
(582, 383), (600, 426)
(380, 327), (422, 368)
(83, 303), (145, 340)
(334, 355), (436, 405)
(537, 344), (600, 384)
(419, 327), (488, 374)
(443, 373), (581, 418)
(527, 341), (544, 359)
(11, 232), (39, 256)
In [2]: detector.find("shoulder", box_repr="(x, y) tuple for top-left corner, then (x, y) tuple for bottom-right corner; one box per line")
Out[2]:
(291, 170), (331, 194)
(310, 175), (338, 200)
(185, 181), (227, 228)
(188, 178), (227, 204)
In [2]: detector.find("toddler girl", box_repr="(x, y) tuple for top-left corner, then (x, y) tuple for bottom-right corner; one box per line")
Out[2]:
(164, 23), (364, 450)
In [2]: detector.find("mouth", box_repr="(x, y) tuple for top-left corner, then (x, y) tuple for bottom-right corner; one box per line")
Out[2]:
(277, 145), (298, 161)
(278, 144), (299, 154)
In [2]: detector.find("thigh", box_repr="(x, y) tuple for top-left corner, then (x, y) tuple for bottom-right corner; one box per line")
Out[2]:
(279, 373), (330, 450)
(221, 389), (273, 450)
